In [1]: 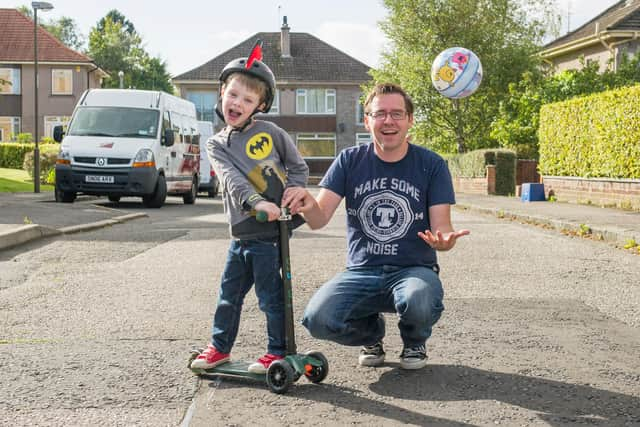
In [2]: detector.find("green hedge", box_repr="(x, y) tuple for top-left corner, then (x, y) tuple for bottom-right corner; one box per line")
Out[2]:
(447, 148), (516, 195)
(0, 143), (59, 169)
(539, 84), (640, 178)
(23, 144), (60, 184)
(0, 143), (35, 169)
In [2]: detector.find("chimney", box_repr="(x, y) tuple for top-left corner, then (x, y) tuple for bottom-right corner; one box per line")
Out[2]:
(281, 16), (291, 58)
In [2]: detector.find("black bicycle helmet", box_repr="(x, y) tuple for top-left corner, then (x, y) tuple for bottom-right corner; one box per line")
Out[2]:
(216, 40), (276, 118)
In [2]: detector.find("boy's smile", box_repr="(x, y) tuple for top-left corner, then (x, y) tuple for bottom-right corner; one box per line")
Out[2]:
(221, 77), (265, 128)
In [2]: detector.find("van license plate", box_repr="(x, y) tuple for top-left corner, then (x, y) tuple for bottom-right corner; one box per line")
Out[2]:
(85, 175), (114, 184)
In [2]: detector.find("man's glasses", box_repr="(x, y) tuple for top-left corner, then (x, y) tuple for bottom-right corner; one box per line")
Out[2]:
(366, 110), (408, 121)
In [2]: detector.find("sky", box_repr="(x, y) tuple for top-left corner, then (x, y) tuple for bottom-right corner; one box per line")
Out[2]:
(3, 0), (623, 76)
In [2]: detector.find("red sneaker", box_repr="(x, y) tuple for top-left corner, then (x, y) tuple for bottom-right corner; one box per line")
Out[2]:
(247, 353), (284, 374)
(190, 344), (230, 369)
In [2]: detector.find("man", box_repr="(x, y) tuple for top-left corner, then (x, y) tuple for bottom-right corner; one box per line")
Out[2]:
(283, 83), (469, 370)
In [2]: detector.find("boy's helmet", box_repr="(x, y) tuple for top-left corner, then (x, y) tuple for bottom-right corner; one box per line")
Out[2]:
(218, 40), (276, 113)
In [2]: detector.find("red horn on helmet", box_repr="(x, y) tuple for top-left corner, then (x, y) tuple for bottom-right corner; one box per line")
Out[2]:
(246, 40), (263, 69)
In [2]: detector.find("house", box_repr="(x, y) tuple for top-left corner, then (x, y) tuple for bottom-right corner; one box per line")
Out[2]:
(0, 8), (107, 142)
(540, 0), (640, 73)
(172, 17), (372, 176)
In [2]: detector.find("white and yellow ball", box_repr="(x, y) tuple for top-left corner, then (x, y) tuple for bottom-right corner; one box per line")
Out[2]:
(431, 47), (483, 99)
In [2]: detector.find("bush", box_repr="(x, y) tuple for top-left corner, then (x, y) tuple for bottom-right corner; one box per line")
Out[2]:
(0, 143), (35, 168)
(447, 148), (516, 195)
(46, 168), (56, 185)
(15, 133), (33, 143)
(539, 84), (640, 178)
(22, 144), (60, 184)
(494, 150), (517, 195)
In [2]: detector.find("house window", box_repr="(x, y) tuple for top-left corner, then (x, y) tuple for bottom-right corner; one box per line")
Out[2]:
(44, 116), (71, 139)
(356, 97), (365, 124)
(186, 91), (216, 123)
(356, 133), (372, 145)
(0, 117), (21, 142)
(263, 90), (279, 115)
(296, 89), (336, 114)
(296, 133), (336, 158)
(0, 68), (21, 95)
(52, 69), (73, 95)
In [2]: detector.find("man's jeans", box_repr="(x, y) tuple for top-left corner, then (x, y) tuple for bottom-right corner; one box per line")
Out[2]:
(211, 238), (285, 356)
(302, 265), (444, 348)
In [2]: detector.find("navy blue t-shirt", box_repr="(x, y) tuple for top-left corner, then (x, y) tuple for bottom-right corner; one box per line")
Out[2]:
(320, 143), (455, 268)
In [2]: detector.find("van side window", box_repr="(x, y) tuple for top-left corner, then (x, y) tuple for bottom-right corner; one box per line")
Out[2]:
(191, 126), (199, 145)
(183, 122), (191, 144)
(172, 113), (182, 143)
(162, 111), (171, 143)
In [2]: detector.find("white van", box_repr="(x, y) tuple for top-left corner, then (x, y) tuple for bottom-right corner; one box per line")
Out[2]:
(197, 120), (219, 197)
(53, 89), (200, 208)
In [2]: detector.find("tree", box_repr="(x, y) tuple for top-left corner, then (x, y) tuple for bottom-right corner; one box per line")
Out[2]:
(491, 53), (640, 159)
(17, 6), (85, 51)
(372, 0), (556, 154)
(86, 10), (173, 92)
(96, 10), (136, 35)
(45, 17), (85, 51)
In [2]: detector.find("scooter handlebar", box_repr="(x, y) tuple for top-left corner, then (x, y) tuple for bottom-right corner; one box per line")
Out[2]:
(256, 208), (291, 223)
(256, 210), (269, 223)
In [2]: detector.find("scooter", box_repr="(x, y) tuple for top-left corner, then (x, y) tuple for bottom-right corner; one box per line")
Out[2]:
(189, 208), (329, 394)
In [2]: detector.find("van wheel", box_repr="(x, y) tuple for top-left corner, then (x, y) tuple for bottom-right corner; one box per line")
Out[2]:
(208, 185), (218, 198)
(143, 174), (167, 208)
(55, 186), (76, 203)
(108, 195), (121, 203)
(183, 178), (197, 204)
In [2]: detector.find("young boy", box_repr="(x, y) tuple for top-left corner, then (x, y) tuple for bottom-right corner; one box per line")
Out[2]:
(190, 42), (308, 374)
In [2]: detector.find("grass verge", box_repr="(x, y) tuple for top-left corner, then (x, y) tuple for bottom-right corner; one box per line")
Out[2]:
(0, 168), (54, 192)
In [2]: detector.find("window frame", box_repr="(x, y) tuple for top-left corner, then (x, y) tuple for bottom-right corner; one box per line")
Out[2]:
(44, 116), (71, 139)
(263, 89), (280, 115)
(51, 69), (73, 95)
(0, 117), (21, 141)
(0, 68), (21, 95)
(186, 90), (217, 123)
(296, 88), (336, 115)
(356, 132), (372, 146)
(295, 132), (337, 159)
(356, 94), (365, 124)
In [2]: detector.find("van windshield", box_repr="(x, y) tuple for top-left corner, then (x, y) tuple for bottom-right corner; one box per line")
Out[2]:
(68, 107), (160, 139)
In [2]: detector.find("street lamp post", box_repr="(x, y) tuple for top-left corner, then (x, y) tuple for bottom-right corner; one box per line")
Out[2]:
(118, 70), (124, 89)
(32, 1), (54, 193)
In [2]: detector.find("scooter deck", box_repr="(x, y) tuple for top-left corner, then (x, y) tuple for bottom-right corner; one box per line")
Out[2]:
(195, 360), (266, 381)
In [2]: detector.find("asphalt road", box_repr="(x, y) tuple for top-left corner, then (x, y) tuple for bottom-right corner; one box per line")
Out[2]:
(1, 195), (639, 426)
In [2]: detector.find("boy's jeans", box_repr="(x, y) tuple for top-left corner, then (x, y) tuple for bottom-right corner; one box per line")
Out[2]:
(211, 238), (285, 356)
(302, 265), (444, 348)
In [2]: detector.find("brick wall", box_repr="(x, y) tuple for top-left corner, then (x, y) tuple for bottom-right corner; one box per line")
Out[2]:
(452, 165), (496, 195)
(543, 176), (640, 210)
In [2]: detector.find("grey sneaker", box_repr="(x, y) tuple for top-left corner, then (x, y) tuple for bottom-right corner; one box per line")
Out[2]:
(358, 341), (385, 367)
(399, 345), (427, 370)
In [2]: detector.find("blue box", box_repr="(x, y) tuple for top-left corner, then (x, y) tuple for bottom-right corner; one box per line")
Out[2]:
(521, 183), (545, 202)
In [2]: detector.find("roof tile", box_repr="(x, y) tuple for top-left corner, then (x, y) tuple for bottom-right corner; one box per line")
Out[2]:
(173, 32), (371, 82)
(544, 1), (640, 50)
(0, 8), (94, 63)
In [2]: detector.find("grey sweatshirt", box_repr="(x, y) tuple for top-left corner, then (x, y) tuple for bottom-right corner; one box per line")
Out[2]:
(207, 120), (309, 240)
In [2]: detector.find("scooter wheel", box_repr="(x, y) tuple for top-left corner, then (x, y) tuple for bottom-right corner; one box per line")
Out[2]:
(304, 351), (329, 384)
(266, 359), (294, 394)
(188, 352), (199, 369)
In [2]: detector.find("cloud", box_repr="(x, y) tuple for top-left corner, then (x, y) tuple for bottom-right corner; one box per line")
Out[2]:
(316, 21), (388, 68)
(166, 30), (252, 76)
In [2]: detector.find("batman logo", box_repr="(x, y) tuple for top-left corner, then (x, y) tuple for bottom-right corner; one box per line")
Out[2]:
(246, 132), (273, 160)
